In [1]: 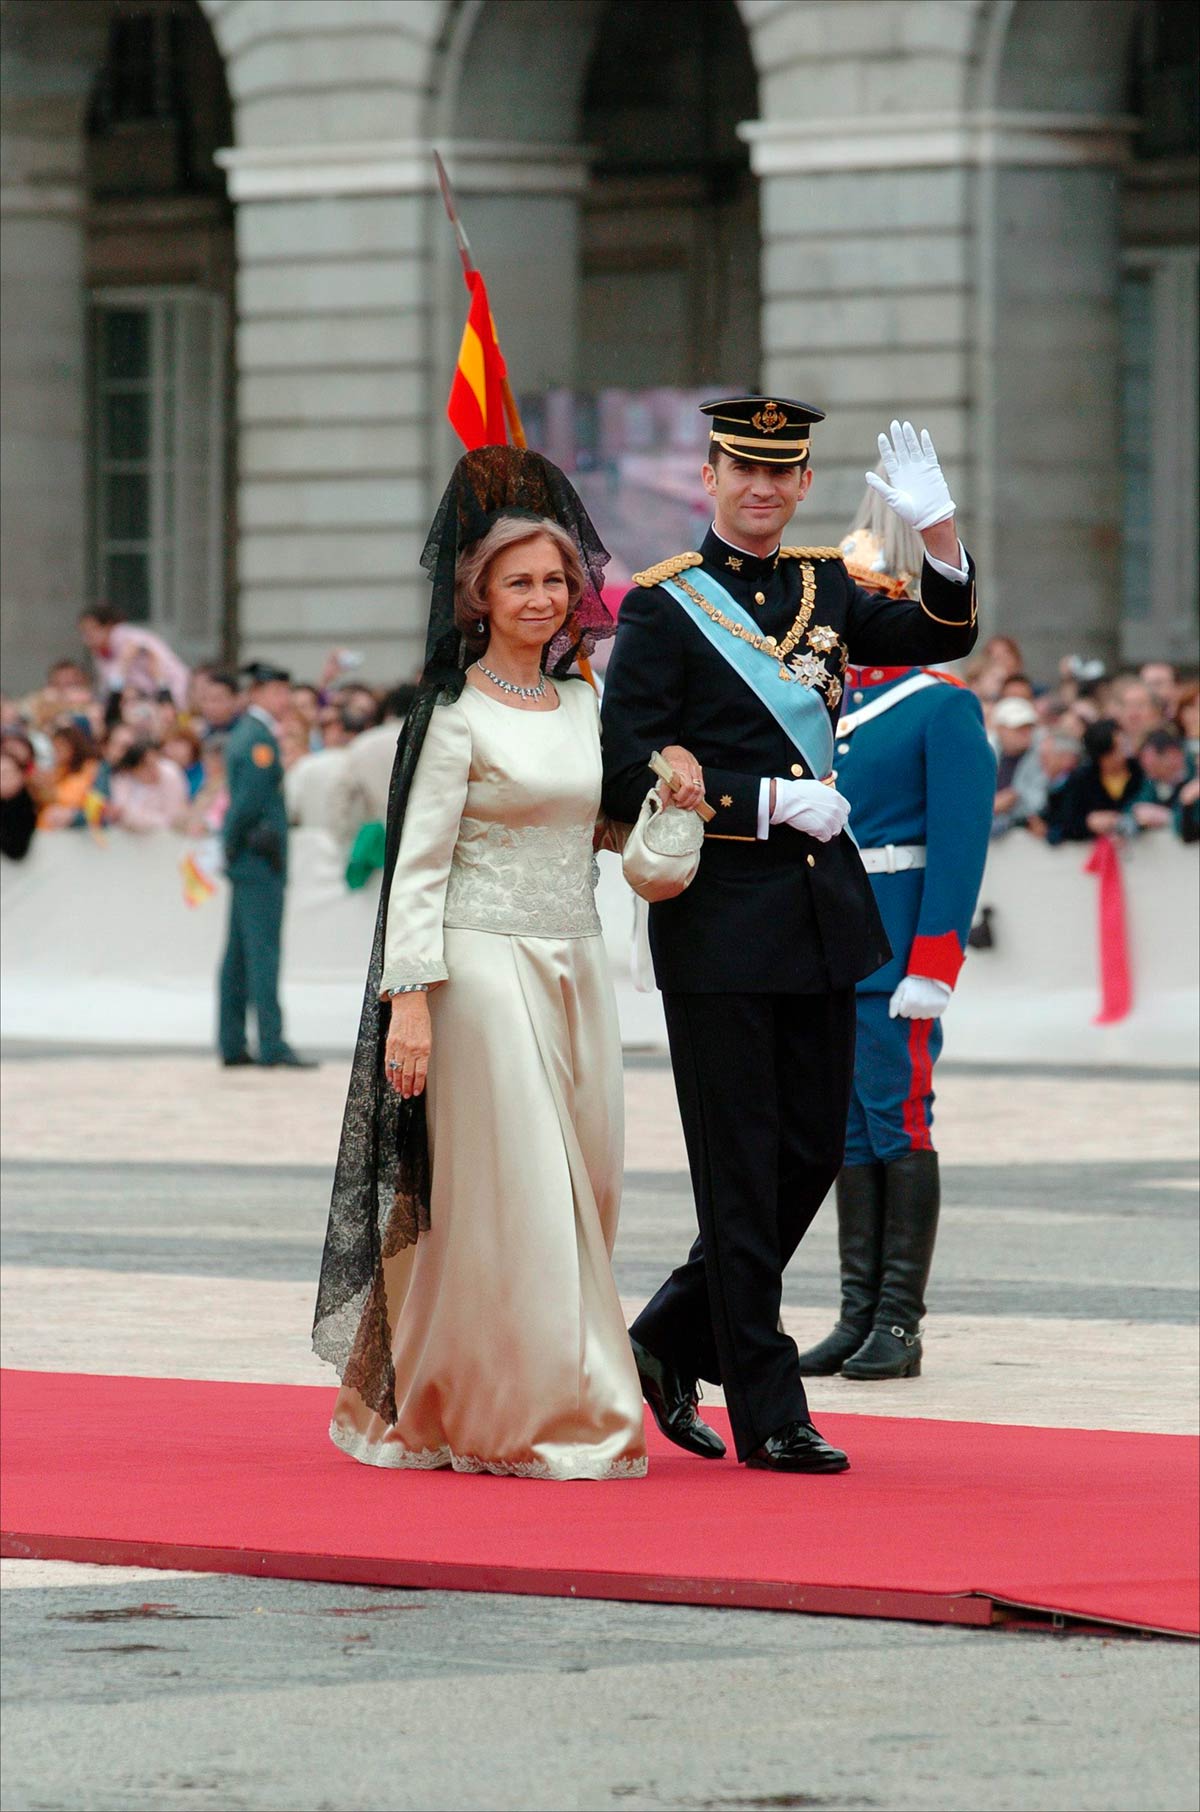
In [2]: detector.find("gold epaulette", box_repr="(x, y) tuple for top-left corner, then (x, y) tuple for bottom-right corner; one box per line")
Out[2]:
(631, 552), (703, 587)
(779, 546), (844, 561)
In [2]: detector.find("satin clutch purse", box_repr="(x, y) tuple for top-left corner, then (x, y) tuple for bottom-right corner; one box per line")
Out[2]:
(620, 753), (710, 903)
(621, 787), (704, 902)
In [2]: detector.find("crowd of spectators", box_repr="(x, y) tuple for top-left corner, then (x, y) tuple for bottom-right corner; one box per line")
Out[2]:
(2, 606), (1196, 872)
(0, 606), (417, 868)
(968, 638), (1199, 847)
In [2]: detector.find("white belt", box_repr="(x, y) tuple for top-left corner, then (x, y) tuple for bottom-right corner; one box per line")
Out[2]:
(859, 844), (927, 874)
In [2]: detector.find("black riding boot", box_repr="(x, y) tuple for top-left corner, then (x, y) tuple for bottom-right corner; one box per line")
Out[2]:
(795, 1163), (885, 1375)
(842, 1150), (940, 1379)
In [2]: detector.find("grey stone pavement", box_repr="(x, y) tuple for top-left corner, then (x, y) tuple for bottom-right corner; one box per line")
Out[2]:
(1, 1048), (1198, 1811)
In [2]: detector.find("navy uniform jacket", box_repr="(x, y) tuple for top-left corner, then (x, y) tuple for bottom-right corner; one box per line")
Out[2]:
(600, 526), (979, 993)
(834, 667), (995, 996)
(223, 710), (288, 885)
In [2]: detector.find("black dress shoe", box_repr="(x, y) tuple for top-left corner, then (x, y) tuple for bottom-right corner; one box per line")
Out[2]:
(221, 1053), (254, 1068)
(630, 1337), (726, 1459)
(260, 1048), (319, 1069)
(745, 1419), (849, 1473)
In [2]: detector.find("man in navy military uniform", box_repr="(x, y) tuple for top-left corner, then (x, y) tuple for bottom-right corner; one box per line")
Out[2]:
(219, 661), (315, 1070)
(795, 510), (995, 1382)
(601, 403), (978, 1472)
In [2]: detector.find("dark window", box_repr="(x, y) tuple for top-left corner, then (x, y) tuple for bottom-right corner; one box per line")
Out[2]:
(1128, 1), (1200, 160)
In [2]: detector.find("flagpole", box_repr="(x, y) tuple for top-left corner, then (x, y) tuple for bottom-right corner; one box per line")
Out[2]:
(433, 151), (593, 682)
(434, 152), (526, 448)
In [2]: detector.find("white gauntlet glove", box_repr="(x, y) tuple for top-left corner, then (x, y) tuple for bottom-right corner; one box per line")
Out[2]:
(770, 779), (851, 843)
(889, 975), (952, 1020)
(865, 421), (956, 532)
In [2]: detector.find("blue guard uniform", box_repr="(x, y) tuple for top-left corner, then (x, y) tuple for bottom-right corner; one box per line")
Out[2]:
(797, 567), (995, 1380)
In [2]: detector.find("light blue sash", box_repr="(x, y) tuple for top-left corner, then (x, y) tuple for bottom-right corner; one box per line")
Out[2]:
(661, 566), (835, 778)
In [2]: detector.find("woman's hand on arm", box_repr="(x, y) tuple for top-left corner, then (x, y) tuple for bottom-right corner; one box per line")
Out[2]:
(385, 992), (432, 1099)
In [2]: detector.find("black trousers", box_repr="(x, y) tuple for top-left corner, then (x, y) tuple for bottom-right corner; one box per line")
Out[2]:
(631, 988), (856, 1460)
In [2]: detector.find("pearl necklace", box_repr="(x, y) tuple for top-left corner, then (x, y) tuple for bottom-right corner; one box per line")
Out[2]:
(477, 663), (547, 701)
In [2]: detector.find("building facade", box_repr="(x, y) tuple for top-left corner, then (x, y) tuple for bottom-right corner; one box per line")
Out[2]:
(2, 0), (1196, 690)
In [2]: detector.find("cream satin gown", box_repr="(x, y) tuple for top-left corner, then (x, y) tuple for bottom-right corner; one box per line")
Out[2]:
(330, 676), (647, 1480)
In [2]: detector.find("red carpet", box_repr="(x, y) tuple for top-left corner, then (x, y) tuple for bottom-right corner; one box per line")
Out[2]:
(2, 1370), (1196, 1636)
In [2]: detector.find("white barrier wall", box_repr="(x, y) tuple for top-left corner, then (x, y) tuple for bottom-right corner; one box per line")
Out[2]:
(1, 830), (1196, 1067)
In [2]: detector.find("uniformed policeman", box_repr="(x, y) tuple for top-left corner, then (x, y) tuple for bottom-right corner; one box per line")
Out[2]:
(601, 404), (978, 1472)
(794, 504), (995, 1382)
(218, 661), (315, 1069)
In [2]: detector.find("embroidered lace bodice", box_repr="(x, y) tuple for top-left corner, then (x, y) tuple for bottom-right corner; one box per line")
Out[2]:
(445, 816), (600, 937)
(381, 679), (603, 992)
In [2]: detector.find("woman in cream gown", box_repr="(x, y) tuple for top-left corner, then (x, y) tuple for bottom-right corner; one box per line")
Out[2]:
(321, 454), (647, 1481)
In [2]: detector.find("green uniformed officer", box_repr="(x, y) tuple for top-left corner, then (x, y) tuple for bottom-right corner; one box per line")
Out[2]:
(218, 661), (315, 1069)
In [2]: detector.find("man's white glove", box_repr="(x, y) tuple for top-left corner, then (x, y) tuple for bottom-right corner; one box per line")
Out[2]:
(889, 975), (952, 1020)
(770, 779), (851, 843)
(865, 421), (956, 533)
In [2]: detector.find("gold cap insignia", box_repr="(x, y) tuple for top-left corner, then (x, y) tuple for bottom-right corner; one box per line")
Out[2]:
(751, 401), (786, 434)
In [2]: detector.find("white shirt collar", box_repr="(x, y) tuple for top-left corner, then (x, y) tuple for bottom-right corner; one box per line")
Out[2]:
(247, 703), (279, 735)
(711, 521), (781, 562)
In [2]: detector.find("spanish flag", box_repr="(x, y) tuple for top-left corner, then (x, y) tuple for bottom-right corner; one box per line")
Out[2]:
(447, 270), (508, 449)
(180, 850), (218, 908)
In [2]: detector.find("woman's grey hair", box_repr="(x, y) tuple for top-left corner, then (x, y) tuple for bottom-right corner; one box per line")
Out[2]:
(849, 467), (926, 580)
(453, 516), (585, 655)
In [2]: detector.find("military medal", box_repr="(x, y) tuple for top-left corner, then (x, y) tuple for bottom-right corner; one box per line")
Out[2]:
(786, 651), (829, 688)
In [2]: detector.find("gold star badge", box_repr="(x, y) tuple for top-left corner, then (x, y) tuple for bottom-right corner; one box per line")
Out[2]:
(720, 795), (733, 808)
(726, 556), (743, 572)
(807, 623), (839, 655)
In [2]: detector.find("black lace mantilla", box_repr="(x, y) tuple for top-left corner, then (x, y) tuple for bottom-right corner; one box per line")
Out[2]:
(312, 446), (613, 1421)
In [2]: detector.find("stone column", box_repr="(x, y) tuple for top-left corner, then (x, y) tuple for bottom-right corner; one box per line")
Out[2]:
(741, 114), (977, 560)
(742, 108), (1134, 675)
(216, 138), (589, 683)
(0, 4), (106, 692)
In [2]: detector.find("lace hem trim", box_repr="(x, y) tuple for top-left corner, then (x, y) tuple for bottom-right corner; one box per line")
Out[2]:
(329, 1418), (647, 1481)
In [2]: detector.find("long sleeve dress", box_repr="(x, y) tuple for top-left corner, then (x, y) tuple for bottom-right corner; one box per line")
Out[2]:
(329, 677), (647, 1480)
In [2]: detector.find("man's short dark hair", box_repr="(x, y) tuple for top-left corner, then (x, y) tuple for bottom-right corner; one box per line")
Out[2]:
(207, 671), (240, 695)
(1084, 718), (1121, 763)
(1142, 727), (1183, 757)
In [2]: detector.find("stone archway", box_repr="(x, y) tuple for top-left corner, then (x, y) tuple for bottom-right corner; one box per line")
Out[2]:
(431, 0), (760, 475)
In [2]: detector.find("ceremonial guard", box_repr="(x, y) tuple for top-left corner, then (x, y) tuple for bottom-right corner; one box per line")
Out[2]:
(219, 661), (314, 1069)
(795, 496), (995, 1382)
(601, 403), (978, 1472)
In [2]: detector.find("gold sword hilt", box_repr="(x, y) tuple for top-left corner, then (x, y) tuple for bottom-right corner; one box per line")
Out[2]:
(649, 751), (716, 823)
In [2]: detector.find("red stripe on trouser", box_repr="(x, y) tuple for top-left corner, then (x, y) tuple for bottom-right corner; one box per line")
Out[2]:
(904, 1020), (934, 1151)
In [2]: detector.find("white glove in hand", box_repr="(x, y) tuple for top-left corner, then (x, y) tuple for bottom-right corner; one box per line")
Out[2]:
(865, 421), (956, 533)
(770, 779), (851, 843)
(889, 975), (952, 1020)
